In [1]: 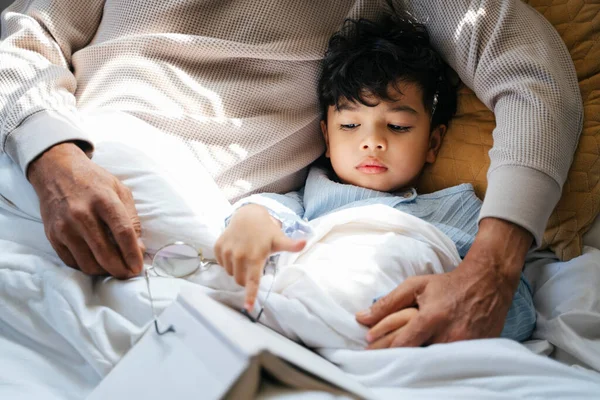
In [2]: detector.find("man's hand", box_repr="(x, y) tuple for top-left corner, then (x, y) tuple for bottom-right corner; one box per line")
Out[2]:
(27, 142), (144, 279)
(214, 204), (306, 312)
(356, 218), (533, 348)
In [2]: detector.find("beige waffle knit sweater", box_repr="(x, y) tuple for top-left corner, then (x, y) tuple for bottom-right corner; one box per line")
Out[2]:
(0, 0), (582, 246)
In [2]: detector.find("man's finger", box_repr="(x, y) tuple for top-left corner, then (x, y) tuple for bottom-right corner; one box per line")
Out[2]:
(50, 239), (78, 269)
(118, 185), (143, 238)
(62, 233), (108, 277)
(244, 260), (263, 311)
(79, 216), (136, 279)
(366, 307), (418, 343)
(389, 314), (435, 348)
(96, 198), (144, 274)
(356, 277), (424, 326)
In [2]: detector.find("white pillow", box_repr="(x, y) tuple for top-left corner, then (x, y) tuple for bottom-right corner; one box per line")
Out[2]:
(0, 109), (231, 262)
(82, 110), (232, 260)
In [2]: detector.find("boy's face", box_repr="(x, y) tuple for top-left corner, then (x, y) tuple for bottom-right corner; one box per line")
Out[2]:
(321, 82), (444, 193)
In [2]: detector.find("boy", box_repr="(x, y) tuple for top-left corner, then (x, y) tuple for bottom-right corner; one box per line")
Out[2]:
(214, 15), (535, 344)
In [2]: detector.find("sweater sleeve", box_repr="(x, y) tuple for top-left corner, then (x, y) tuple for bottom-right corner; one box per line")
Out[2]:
(400, 0), (583, 247)
(0, 0), (105, 174)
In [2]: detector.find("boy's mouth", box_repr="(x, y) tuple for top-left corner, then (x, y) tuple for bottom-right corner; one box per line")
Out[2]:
(356, 158), (388, 174)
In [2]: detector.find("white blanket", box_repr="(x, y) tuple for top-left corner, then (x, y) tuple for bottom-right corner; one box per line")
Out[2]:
(1, 110), (600, 399)
(208, 203), (462, 350)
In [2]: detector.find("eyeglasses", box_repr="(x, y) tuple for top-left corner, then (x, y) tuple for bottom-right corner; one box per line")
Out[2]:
(143, 241), (277, 335)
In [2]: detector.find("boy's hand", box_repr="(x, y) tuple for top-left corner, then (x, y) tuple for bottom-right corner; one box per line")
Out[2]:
(214, 204), (306, 312)
(364, 307), (419, 349)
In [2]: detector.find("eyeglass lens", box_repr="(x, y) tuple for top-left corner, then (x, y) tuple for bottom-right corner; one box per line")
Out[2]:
(152, 243), (201, 278)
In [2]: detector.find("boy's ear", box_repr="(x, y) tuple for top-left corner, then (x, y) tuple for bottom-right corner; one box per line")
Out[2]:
(320, 120), (330, 158)
(426, 124), (446, 164)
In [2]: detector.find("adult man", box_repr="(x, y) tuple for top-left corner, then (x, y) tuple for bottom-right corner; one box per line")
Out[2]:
(0, 0), (582, 347)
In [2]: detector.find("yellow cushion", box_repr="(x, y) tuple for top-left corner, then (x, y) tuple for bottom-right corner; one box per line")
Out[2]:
(418, 0), (600, 261)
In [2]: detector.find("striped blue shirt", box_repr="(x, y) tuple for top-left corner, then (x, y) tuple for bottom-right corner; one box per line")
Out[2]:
(242, 166), (480, 258)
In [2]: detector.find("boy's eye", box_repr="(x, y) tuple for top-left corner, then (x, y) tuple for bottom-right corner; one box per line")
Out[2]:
(388, 124), (411, 132)
(340, 124), (360, 130)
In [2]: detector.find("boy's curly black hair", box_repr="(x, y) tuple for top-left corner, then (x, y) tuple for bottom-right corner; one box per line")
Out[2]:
(318, 12), (458, 130)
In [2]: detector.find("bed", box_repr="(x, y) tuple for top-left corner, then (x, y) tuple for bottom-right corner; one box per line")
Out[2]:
(0, 110), (599, 399)
(2, 0), (600, 396)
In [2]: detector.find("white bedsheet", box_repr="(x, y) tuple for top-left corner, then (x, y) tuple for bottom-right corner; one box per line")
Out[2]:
(1, 110), (600, 399)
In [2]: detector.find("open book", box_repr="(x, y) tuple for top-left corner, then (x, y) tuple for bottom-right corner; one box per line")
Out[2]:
(87, 287), (374, 400)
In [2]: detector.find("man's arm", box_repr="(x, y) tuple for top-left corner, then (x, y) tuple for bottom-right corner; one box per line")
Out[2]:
(356, 0), (582, 346)
(1, 0), (106, 171)
(399, 0), (582, 245)
(0, 1), (144, 278)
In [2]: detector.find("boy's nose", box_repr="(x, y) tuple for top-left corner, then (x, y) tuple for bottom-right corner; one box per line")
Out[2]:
(361, 133), (387, 151)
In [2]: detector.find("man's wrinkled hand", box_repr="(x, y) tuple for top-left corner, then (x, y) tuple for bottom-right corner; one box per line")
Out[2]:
(27, 142), (144, 279)
(357, 266), (514, 348)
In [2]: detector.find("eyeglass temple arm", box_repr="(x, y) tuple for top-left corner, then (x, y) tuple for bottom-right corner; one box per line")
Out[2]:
(154, 320), (176, 335)
(145, 268), (177, 335)
(241, 257), (278, 323)
(241, 308), (258, 323)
